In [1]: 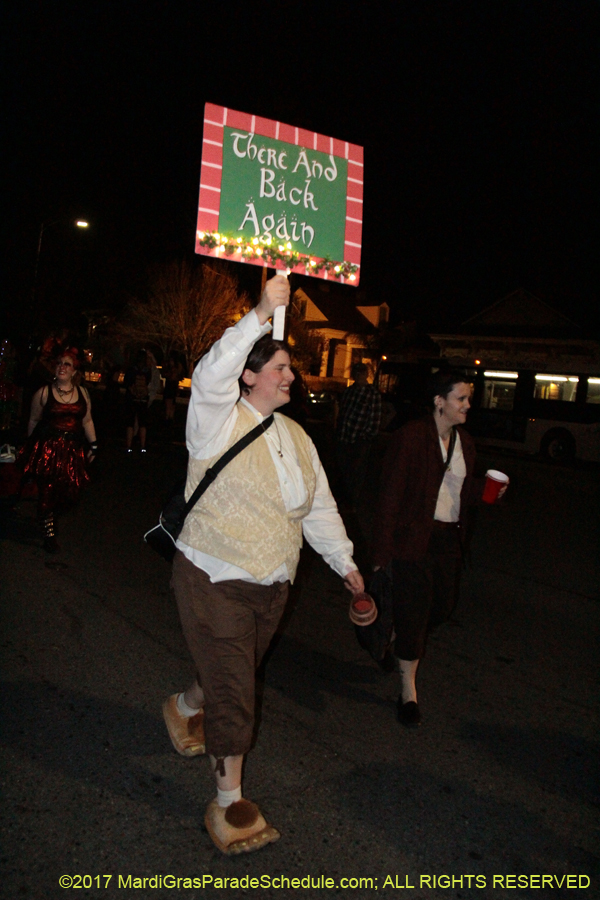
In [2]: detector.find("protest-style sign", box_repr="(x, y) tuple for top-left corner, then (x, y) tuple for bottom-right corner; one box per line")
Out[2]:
(196, 103), (364, 287)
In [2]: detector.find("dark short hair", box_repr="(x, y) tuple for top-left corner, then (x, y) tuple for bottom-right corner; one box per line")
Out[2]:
(239, 335), (290, 394)
(351, 362), (368, 379)
(426, 368), (471, 408)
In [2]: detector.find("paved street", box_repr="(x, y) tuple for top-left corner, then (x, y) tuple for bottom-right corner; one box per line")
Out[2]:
(1, 423), (598, 900)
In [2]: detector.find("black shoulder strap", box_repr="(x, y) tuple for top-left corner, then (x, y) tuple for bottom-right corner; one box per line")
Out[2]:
(178, 413), (274, 527)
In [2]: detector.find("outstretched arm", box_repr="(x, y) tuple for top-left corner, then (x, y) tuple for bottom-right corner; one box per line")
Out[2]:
(186, 277), (290, 458)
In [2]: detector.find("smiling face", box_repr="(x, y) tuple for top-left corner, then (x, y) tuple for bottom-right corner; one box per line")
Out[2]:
(242, 350), (295, 416)
(55, 356), (76, 385)
(435, 381), (472, 430)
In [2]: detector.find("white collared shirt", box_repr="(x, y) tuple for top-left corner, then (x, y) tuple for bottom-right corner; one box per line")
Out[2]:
(177, 310), (356, 584)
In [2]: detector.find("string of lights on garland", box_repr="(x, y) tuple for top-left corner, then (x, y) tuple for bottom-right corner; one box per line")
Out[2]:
(197, 231), (359, 281)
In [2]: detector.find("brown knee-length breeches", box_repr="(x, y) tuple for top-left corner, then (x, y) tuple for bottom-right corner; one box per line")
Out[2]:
(171, 551), (289, 758)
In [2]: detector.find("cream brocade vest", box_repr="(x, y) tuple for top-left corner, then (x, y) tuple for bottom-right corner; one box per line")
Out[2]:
(179, 404), (317, 583)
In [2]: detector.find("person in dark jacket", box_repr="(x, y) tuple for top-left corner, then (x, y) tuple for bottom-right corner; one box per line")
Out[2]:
(373, 369), (507, 727)
(162, 352), (183, 428)
(124, 350), (151, 453)
(335, 362), (382, 509)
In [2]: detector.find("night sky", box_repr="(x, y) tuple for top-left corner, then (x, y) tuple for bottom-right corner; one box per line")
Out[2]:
(5, 1), (598, 341)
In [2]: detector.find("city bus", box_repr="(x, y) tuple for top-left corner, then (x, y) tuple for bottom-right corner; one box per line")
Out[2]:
(466, 367), (600, 462)
(378, 362), (600, 463)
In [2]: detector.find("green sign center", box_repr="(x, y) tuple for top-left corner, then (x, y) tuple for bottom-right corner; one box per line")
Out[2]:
(219, 127), (348, 261)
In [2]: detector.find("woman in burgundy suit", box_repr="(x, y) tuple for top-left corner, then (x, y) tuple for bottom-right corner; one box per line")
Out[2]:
(374, 370), (506, 727)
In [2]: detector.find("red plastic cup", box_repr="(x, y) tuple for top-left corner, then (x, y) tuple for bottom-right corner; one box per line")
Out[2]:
(482, 469), (509, 504)
(349, 592), (378, 627)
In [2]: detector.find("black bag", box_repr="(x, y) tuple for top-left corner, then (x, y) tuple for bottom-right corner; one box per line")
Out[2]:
(354, 565), (395, 672)
(143, 477), (189, 562)
(144, 414), (274, 562)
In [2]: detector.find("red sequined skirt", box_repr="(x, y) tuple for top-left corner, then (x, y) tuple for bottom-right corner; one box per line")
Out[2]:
(19, 433), (89, 513)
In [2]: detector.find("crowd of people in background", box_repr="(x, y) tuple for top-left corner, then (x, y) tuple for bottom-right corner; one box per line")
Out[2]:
(0, 338), (187, 451)
(0, 337), (189, 547)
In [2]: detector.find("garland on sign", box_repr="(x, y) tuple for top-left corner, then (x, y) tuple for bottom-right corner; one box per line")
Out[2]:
(197, 231), (359, 281)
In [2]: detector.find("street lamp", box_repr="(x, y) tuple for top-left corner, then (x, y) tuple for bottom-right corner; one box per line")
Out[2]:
(34, 218), (90, 281)
(30, 217), (91, 338)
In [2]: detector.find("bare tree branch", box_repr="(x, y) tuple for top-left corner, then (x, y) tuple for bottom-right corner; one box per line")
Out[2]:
(116, 260), (249, 373)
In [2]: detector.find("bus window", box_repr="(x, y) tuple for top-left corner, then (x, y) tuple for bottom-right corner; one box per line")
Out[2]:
(587, 378), (600, 404)
(482, 371), (518, 411)
(534, 374), (578, 402)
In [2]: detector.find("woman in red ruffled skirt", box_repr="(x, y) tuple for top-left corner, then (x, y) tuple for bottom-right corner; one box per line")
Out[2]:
(20, 350), (97, 552)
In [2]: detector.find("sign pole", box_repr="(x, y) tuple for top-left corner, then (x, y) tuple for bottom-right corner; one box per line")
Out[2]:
(272, 304), (285, 340)
(272, 269), (289, 340)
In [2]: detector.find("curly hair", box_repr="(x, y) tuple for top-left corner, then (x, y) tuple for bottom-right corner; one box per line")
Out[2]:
(54, 349), (83, 386)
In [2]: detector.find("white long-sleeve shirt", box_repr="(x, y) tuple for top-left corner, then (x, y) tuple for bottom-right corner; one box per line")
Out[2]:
(177, 309), (357, 584)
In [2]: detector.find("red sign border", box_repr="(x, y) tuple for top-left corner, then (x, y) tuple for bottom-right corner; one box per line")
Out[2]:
(196, 103), (363, 285)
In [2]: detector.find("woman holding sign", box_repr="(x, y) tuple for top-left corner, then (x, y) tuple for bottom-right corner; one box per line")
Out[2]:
(163, 275), (363, 855)
(373, 370), (507, 728)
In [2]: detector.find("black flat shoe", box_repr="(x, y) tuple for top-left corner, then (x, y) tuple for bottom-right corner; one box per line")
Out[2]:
(397, 699), (422, 727)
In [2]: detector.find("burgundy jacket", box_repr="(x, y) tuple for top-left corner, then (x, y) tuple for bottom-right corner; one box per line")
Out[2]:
(373, 415), (483, 566)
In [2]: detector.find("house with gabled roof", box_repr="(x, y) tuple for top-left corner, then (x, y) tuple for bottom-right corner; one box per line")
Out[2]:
(430, 288), (598, 373)
(293, 283), (389, 384)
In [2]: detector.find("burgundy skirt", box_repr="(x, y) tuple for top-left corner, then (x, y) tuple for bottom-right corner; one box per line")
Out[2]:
(19, 433), (89, 513)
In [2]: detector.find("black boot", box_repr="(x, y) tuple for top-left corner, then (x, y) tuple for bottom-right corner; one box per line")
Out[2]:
(42, 514), (60, 553)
